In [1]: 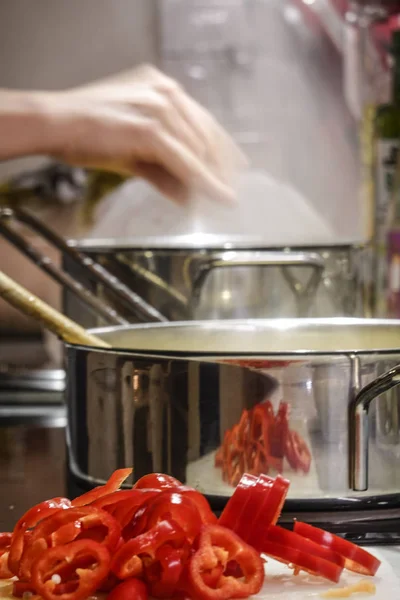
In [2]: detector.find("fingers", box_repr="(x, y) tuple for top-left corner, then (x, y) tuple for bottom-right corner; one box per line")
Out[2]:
(134, 121), (236, 204)
(131, 89), (206, 162)
(152, 73), (248, 178)
(134, 162), (188, 205)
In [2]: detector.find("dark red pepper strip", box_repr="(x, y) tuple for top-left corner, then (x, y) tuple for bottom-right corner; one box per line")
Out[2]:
(110, 491), (160, 530)
(111, 519), (187, 580)
(71, 468), (132, 507)
(8, 498), (71, 576)
(31, 539), (111, 600)
(186, 525), (264, 600)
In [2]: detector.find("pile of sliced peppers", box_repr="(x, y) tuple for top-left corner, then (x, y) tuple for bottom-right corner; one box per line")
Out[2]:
(0, 469), (380, 600)
(215, 401), (312, 486)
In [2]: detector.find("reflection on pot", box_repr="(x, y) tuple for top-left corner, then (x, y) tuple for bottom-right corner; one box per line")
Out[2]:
(214, 400), (311, 487)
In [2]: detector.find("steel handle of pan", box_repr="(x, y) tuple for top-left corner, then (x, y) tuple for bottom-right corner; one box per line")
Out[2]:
(349, 362), (400, 492)
(0, 207), (168, 325)
(190, 251), (325, 317)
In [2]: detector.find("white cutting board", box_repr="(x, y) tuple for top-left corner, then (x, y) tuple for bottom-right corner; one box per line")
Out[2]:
(256, 549), (398, 599)
(0, 550), (395, 600)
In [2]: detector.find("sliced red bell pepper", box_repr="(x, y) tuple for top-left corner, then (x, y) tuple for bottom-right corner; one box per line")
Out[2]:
(111, 519), (187, 580)
(123, 492), (202, 542)
(185, 525), (264, 600)
(218, 473), (258, 530)
(107, 578), (148, 600)
(260, 539), (343, 583)
(8, 497), (71, 576)
(248, 474), (289, 542)
(133, 473), (182, 491)
(285, 430), (312, 474)
(94, 489), (159, 527)
(293, 521), (381, 576)
(31, 539), (110, 600)
(71, 468), (132, 507)
(144, 542), (190, 598)
(174, 488), (217, 526)
(0, 533), (13, 579)
(234, 475), (274, 542)
(12, 581), (38, 597)
(262, 525), (344, 568)
(20, 506), (121, 581)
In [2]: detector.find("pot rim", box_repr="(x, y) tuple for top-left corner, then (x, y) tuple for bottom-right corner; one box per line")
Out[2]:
(68, 235), (365, 252)
(69, 318), (400, 355)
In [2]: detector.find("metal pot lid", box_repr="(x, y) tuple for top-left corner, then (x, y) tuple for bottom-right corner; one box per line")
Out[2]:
(89, 318), (400, 354)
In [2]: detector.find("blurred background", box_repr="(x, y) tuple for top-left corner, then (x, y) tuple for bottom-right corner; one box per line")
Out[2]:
(0, 0), (397, 372)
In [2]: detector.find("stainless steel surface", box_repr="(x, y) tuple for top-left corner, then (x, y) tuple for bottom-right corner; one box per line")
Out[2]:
(61, 318), (400, 504)
(0, 369), (66, 392)
(189, 251), (324, 316)
(64, 241), (368, 326)
(349, 363), (400, 491)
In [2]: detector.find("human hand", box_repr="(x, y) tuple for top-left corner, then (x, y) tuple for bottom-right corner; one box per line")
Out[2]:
(45, 65), (247, 204)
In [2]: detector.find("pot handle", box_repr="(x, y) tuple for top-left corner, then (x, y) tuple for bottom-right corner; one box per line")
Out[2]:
(349, 362), (400, 491)
(0, 207), (168, 324)
(191, 251), (325, 317)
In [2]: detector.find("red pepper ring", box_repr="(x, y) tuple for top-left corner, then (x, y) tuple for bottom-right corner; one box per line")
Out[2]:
(260, 539), (343, 583)
(71, 468), (133, 507)
(218, 473), (258, 529)
(19, 506), (121, 581)
(111, 519), (187, 580)
(8, 498), (72, 576)
(186, 525), (265, 600)
(90, 489), (159, 514)
(31, 539), (111, 600)
(293, 521), (381, 576)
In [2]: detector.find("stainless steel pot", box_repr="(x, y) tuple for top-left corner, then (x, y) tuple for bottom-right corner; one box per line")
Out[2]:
(0, 207), (371, 327)
(64, 318), (400, 530)
(65, 238), (371, 326)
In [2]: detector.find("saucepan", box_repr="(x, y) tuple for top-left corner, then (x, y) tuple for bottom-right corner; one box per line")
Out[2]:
(0, 207), (370, 328)
(1, 268), (400, 536)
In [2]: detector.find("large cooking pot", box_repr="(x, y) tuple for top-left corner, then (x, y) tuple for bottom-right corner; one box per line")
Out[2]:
(64, 237), (371, 326)
(1, 269), (400, 537)
(0, 208), (371, 330)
